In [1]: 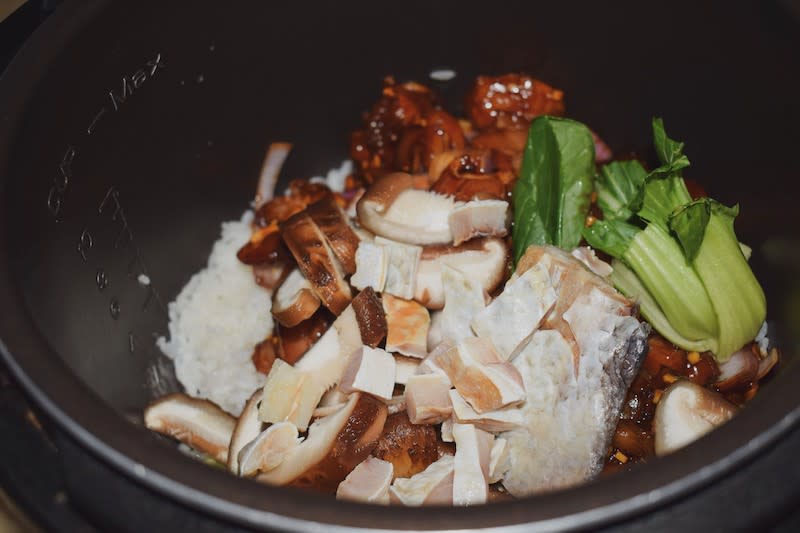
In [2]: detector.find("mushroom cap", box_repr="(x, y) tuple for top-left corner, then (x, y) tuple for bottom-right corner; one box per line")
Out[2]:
(653, 380), (738, 456)
(257, 393), (388, 493)
(351, 287), (388, 348)
(272, 268), (321, 328)
(306, 197), (360, 275)
(144, 393), (235, 464)
(372, 411), (444, 479)
(357, 172), (460, 245)
(281, 211), (352, 315)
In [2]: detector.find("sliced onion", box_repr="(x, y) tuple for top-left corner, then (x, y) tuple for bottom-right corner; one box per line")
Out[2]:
(255, 142), (293, 208)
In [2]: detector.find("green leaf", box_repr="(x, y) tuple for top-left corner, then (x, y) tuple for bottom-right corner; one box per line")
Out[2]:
(669, 199), (711, 261)
(581, 219), (640, 259)
(513, 116), (595, 262)
(675, 199), (765, 360)
(650, 117), (691, 178)
(595, 160), (647, 221)
(638, 176), (692, 230)
(636, 118), (693, 229)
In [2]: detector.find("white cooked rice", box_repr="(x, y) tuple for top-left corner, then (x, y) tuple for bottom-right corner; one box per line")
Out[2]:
(157, 161), (351, 417)
(157, 210), (272, 416)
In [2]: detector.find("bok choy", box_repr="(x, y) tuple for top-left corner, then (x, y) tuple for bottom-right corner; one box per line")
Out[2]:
(583, 119), (766, 361)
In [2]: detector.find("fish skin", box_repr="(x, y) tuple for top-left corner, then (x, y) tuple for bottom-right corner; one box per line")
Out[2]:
(499, 247), (650, 496)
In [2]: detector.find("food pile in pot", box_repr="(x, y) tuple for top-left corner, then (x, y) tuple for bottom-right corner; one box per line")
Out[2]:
(145, 74), (779, 505)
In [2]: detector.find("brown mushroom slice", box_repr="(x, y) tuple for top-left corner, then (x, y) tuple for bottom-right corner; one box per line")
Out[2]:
(144, 393), (235, 464)
(281, 211), (352, 315)
(394, 355), (421, 385)
(357, 172), (461, 245)
(389, 455), (455, 506)
(238, 421), (301, 477)
(258, 359), (325, 432)
(336, 457), (394, 504)
(383, 294), (430, 358)
(272, 268), (321, 328)
(351, 241), (388, 292)
(228, 389), (264, 473)
(374, 237), (422, 300)
(374, 411), (445, 479)
(293, 304), (362, 391)
(448, 199), (508, 246)
(488, 437), (510, 484)
(306, 197), (360, 274)
(653, 380), (738, 456)
(257, 393), (388, 493)
(436, 338), (525, 413)
(414, 238), (506, 310)
(471, 262), (557, 360)
(405, 374), (453, 425)
(448, 390), (524, 432)
(714, 345), (759, 392)
(339, 346), (396, 401)
(453, 422), (493, 505)
(351, 287), (388, 348)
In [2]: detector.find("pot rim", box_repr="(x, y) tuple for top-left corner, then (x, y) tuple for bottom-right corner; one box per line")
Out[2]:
(1, 1), (800, 531)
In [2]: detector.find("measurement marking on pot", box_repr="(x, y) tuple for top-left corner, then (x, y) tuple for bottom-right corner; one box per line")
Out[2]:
(86, 107), (107, 135)
(96, 268), (108, 291)
(108, 53), (165, 111)
(47, 52), (169, 326)
(109, 297), (121, 319)
(46, 146), (78, 220)
(98, 187), (134, 249)
(77, 229), (93, 261)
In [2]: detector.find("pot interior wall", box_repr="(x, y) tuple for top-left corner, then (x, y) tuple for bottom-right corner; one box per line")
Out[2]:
(3, 0), (800, 441)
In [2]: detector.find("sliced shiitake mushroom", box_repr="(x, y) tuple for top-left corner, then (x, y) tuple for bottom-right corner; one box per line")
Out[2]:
(306, 196), (360, 275)
(414, 238), (507, 310)
(281, 211), (352, 315)
(653, 380), (738, 456)
(272, 268), (321, 328)
(144, 393), (235, 464)
(351, 287), (387, 348)
(257, 393), (388, 493)
(357, 172), (460, 245)
(228, 389), (264, 473)
(238, 421), (300, 477)
(372, 411), (445, 479)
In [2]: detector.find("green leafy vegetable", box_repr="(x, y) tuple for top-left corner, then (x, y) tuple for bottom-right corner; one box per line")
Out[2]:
(670, 199), (766, 359)
(595, 160), (647, 221)
(610, 260), (716, 353)
(583, 118), (767, 361)
(512, 116), (595, 262)
(582, 219), (640, 258)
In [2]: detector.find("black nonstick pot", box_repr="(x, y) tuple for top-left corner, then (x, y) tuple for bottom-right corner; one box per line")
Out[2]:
(2, 0), (800, 530)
